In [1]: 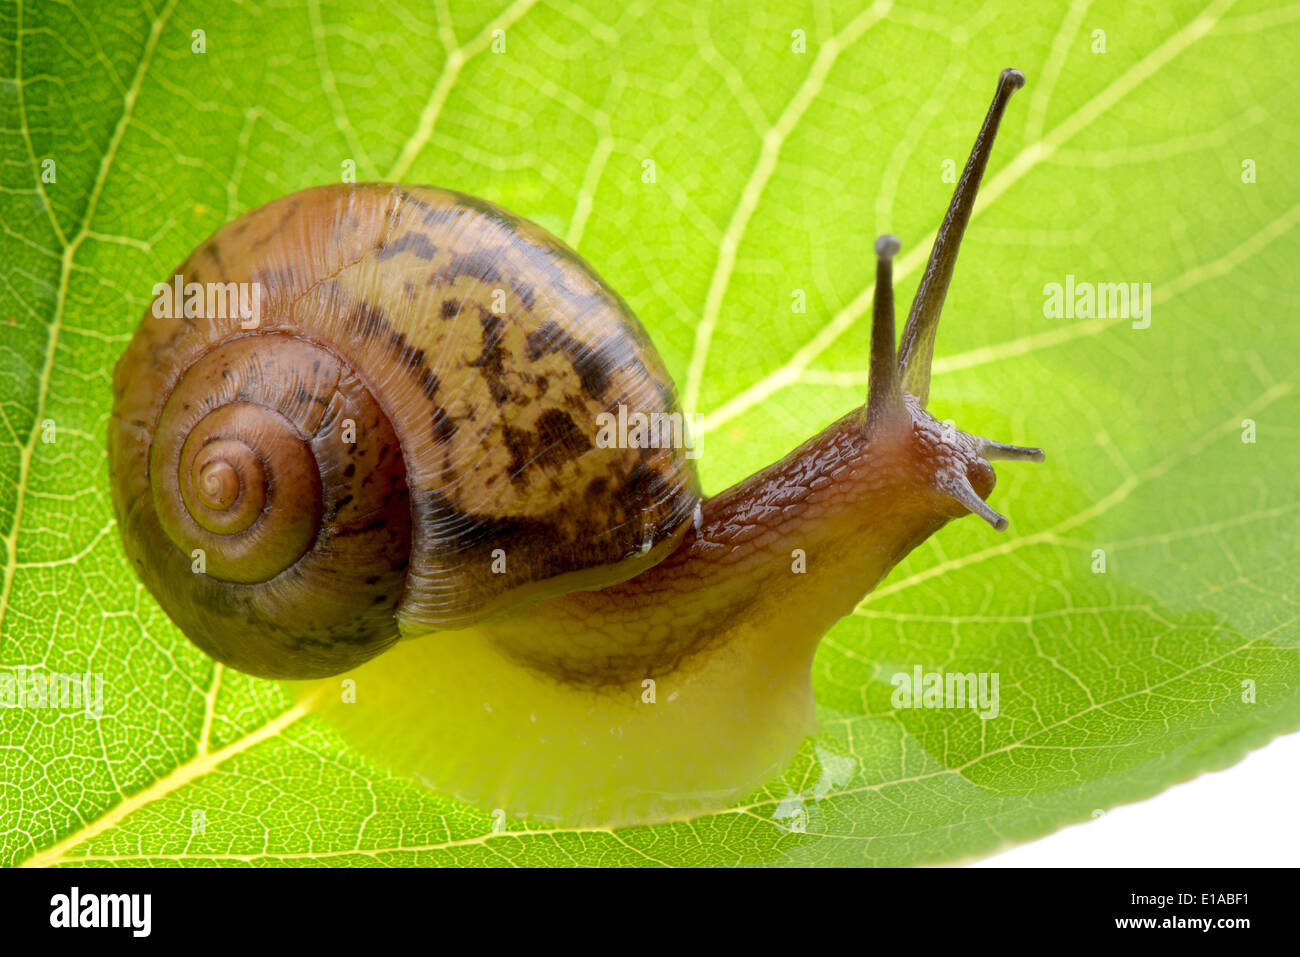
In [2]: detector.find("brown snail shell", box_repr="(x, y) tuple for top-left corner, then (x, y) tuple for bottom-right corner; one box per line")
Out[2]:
(109, 184), (701, 679)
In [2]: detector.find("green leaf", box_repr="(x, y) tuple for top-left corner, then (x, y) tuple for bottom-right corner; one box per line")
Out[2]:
(3, 0), (1298, 867)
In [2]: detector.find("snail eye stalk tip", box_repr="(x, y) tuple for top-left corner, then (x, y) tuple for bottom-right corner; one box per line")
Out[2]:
(897, 67), (1026, 406)
(865, 234), (905, 436)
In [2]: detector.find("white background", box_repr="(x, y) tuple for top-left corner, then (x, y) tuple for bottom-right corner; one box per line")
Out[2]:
(975, 729), (1300, 866)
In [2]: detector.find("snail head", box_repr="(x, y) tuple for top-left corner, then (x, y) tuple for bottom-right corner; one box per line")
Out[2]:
(861, 69), (1042, 532)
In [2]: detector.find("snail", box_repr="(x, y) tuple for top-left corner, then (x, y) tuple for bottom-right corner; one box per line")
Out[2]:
(109, 69), (1040, 824)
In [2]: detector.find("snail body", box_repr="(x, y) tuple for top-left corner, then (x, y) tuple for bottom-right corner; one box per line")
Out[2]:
(110, 70), (1040, 824)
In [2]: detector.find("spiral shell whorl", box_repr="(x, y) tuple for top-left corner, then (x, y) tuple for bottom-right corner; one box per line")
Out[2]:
(155, 400), (323, 583)
(121, 333), (412, 678)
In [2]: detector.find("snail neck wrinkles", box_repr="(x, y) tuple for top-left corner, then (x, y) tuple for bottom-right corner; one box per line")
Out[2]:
(481, 400), (988, 689)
